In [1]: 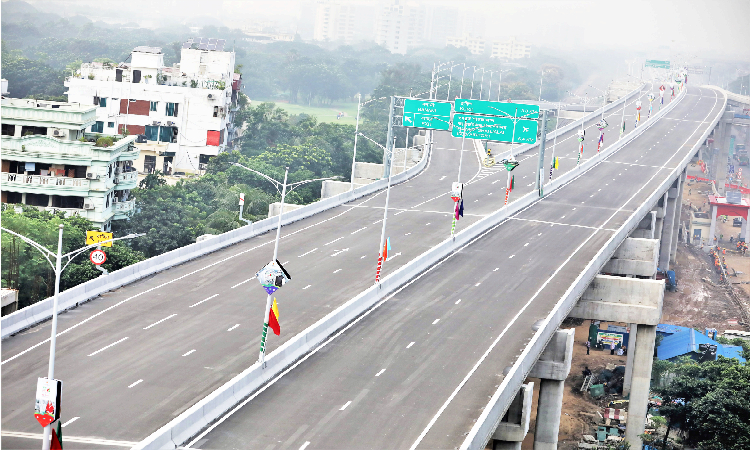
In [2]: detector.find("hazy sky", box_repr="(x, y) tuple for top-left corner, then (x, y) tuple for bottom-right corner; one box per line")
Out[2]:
(19, 0), (750, 61)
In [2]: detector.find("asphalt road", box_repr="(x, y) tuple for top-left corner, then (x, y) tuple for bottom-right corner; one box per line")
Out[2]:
(1, 85), (662, 449)
(187, 86), (724, 450)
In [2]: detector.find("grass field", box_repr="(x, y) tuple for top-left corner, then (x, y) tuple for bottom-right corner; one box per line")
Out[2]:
(252, 99), (360, 125)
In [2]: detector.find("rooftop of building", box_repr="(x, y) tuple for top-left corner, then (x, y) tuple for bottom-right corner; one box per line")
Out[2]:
(656, 325), (746, 362)
(1, 97), (96, 113)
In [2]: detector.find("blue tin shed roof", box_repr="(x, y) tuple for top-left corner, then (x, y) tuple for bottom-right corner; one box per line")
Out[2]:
(657, 328), (746, 363)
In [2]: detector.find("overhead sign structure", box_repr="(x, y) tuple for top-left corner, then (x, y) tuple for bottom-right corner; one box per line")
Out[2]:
(452, 113), (538, 144)
(90, 249), (107, 265)
(256, 260), (291, 295)
(402, 99), (451, 130)
(454, 99), (540, 119)
(86, 230), (113, 248)
(645, 60), (671, 69)
(34, 377), (62, 428)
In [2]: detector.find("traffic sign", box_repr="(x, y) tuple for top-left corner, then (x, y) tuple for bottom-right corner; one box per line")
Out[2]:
(454, 99), (539, 119)
(86, 230), (113, 248)
(645, 60), (671, 69)
(452, 113), (538, 144)
(402, 112), (450, 130)
(403, 99), (452, 116)
(90, 249), (107, 265)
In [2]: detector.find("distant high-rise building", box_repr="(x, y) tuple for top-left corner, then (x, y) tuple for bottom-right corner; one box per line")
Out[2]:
(491, 38), (532, 60)
(374, 0), (427, 54)
(312, 0), (376, 44)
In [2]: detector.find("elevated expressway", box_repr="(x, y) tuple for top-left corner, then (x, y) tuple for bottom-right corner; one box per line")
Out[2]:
(1, 84), (714, 450)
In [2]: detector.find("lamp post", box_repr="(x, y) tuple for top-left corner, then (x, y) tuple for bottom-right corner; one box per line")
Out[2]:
(357, 133), (397, 284)
(230, 163), (339, 365)
(0, 226), (143, 450)
(496, 69), (512, 101)
(446, 62), (465, 101)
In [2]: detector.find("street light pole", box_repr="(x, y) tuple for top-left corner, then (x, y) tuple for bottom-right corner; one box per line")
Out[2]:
(470, 67), (477, 99)
(459, 65), (468, 99)
(0, 226), (143, 450)
(479, 69), (485, 100)
(375, 135), (397, 284)
(350, 94), (362, 191)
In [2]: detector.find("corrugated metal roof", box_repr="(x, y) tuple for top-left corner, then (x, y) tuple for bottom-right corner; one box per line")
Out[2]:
(656, 324), (691, 336)
(657, 328), (746, 362)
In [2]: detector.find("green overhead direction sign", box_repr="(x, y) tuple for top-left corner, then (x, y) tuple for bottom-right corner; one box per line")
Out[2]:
(645, 60), (671, 69)
(453, 99), (540, 119)
(402, 99), (451, 130)
(452, 113), (538, 144)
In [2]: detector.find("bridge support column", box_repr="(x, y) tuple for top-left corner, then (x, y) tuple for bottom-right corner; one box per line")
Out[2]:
(623, 323), (637, 396)
(653, 193), (668, 241)
(708, 204), (718, 250)
(569, 276), (663, 449)
(624, 324), (657, 447)
(492, 383), (534, 450)
(670, 170), (686, 263)
(659, 181), (679, 270)
(527, 329), (574, 450)
(715, 111), (736, 195)
(602, 238), (659, 277)
(630, 211), (656, 239)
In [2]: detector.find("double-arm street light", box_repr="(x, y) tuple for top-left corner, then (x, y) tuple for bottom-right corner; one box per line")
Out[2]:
(0, 226), (143, 450)
(230, 163), (339, 365)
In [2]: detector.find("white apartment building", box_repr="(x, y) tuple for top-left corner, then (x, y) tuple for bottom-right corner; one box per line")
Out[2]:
(64, 41), (241, 175)
(491, 37), (532, 60)
(312, 0), (376, 45)
(374, 0), (427, 54)
(446, 34), (486, 55)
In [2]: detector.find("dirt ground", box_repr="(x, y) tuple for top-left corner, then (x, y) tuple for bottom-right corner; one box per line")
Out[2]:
(515, 176), (750, 449)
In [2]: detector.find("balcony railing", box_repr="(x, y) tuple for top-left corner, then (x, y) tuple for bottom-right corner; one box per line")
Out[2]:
(1, 172), (90, 189)
(115, 171), (138, 184)
(113, 199), (135, 213)
(43, 207), (84, 218)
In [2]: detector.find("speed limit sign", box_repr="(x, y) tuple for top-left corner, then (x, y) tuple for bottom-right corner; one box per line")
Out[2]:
(90, 249), (107, 265)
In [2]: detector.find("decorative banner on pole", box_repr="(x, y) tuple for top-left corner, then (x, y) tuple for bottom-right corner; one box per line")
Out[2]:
(450, 182), (464, 202)
(635, 100), (642, 128)
(577, 129), (585, 165)
(659, 85), (665, 107)
(255, 260), (291, 295)
(647, 93), (655, 118)
(595, 119), (607, 152)
(34, 377), (62, 428)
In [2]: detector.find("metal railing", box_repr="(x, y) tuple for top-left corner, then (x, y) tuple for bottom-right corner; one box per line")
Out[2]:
(1, 172), (90, 189)
(114, 199), (135, 212)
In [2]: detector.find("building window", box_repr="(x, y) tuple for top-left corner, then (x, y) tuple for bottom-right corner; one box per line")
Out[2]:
(91, 121), (104, 133)
(108, 122), (115, 128)
(150, 101), (158, 112)
(213, 106), (219, 117)
(100, 98), (107, 107)
(166, 102), (179, 117)
(144, 125), (159, 142)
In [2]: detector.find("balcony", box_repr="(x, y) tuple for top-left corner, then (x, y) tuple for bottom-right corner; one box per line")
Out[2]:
(2, 135), (138, 165)
(113, 198), (135, 219)
(114, 171), (138, 189)
(1, 172), (91, 195)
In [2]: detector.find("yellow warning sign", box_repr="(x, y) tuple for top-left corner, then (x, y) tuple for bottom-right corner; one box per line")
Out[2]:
(86, 231), (113, 247)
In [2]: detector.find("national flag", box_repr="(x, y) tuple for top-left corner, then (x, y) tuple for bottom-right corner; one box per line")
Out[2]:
(51, 420), (62, 450)
(621, 120), (626, 134)
(268, 298), (280, 336)
(454, 201), (460, 220)
(508, 174), (515, 191)
(597, 132), (604, 150)
(383, 237), (391, 259)
(458, 200), (464, 218)
(553, 157), (559, 169)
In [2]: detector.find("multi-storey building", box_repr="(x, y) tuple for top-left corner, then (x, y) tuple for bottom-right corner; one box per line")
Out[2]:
(1, 98), (139, 230)
(64, 41), (241, 175)
(374, 0), (427, 54)
(312, 0), (376, 45)
(446, 34), (486, 55)
(491, 37), (532, 60)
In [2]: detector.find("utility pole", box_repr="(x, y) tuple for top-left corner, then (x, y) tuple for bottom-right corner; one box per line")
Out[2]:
(535, 109), (549, 196)
(350, 93), (362, 191)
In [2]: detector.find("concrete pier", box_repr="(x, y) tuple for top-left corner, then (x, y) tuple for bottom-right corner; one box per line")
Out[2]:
(624, 324), (657, 446)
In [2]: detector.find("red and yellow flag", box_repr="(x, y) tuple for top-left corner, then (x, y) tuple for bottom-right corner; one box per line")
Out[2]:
(268, 298), (280, 336)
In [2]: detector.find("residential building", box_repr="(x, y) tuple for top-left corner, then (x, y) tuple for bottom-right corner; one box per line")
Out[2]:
(312, 0), (376, 45)
(1, 79), (8, 96)
(446, 34), (486, 55)
(1, 98), (139, 230)
(374, 0), (427, 54)
(64, 42), (241, 175)
(491, 37), (532, 60)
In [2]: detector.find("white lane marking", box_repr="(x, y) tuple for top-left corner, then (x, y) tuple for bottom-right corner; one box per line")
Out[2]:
(475, 282), (481, 286)
(488, 192), (492, 196)
(303, 285), (312, 290)
(324, 237), (344, 246)
(538, 233), (542, 236)
(509, 255), (515, 259)
(183, 349), (196, 356)
(524, 243), (529, 247)
(561, 215), (566, 219)
(439, 175), (446, 181)
(88, 337), (129, 357)
(340, 401), (352, 411)
(227, 324), (240, 332)
(298, 248), (318, 258)
(283, 261), (289, 265)
(143, 314), (177, 330)
(61, 417), (80, 427)
(411, 86), (716, 450)
(1, 431), (138, 447)
(387, 252), (402, 261)
(572, 207), (576, 210)
(493, 268), (499, 271)
(474, 199), (479, 202)
(455, 299), (462, 304)
(407, 342), (415, 349)
(361, 255), (367, 259)
(598, 188), (602, 191)
(330, 248), (349, 257)
(300, 442), (311, 450)
(432, 319), (440, 325)
(231, 277), (255, 289)
(372, 219), (383, 225)
(426, 223), (431, 226)
(128, 379), (143, 388)
(375, 369), (386, 377)
(333, 269), (342, 274)
(395, 210), (406, 216)
(405, 232), (411, 236)
(189, 294), (219, 308)
(352, 227), (367, 234)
